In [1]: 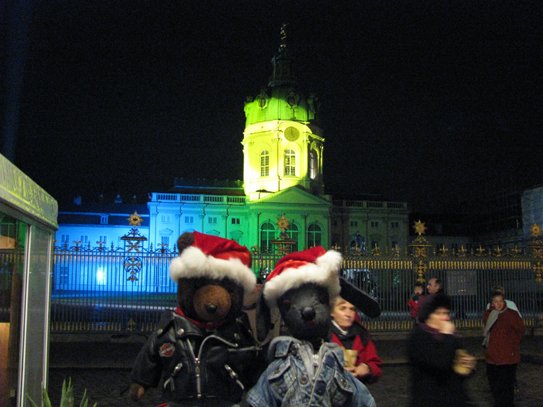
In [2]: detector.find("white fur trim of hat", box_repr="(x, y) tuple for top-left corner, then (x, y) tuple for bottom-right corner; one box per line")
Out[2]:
(169, 246), (256, 296)
(263, 248), (342, 308)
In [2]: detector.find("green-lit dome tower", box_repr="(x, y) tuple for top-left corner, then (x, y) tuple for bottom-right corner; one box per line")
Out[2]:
(242, 25), (324, 201)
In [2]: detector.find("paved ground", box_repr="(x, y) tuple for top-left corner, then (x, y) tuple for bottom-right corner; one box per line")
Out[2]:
(48, 333), (543, 407)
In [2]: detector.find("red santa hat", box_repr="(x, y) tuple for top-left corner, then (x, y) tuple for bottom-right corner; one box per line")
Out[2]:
(263, 246), (342, 308)
(169, 231), (256, 297)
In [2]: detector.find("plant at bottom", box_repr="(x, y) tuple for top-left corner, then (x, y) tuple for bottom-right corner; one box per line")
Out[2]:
(26, 378), (97, 407)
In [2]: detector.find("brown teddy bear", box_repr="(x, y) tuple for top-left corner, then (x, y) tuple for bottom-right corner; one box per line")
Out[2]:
(130, 231), (263, 407)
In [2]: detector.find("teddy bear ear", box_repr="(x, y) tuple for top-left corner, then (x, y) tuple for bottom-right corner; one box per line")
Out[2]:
(339, 277), (381, 318)
(176, 232), (195, 253)
(256, 281), (272, 342)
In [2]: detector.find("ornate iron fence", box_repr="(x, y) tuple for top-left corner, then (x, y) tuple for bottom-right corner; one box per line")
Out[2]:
(51, 224), (179, 333)
(46, 224), (543, 334)
(343, 254), (540, 331)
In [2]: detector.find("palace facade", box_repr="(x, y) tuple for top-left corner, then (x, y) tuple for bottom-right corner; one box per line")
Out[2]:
(57, 37), (409, 254)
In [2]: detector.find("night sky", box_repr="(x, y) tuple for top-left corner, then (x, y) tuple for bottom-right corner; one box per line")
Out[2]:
(2, 1), (542, 213)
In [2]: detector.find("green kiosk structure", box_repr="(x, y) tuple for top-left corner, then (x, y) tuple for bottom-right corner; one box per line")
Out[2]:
(0, 154), (58, 406)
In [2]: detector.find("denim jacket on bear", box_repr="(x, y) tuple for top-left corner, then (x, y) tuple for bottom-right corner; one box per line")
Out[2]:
(245, 336), (376, 407)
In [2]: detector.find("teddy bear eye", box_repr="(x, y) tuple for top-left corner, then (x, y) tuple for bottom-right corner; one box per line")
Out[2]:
(318, 294), (328, 304)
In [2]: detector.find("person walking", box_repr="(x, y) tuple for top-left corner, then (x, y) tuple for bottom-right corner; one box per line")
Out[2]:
(408, 294), (475, 407)
(483, 292), (525, 407)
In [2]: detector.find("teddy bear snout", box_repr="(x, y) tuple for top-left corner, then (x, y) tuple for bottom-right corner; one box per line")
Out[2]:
(205, 304), (218, 314)
(301, 306), (316, 322)
(194, 285), (232, 322)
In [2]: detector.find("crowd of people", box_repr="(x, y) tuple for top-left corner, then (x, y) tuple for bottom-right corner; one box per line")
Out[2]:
(325, 277), (525, 407)
(404, 281), (524, 407)
(324, 277), (526, 407)
(263, 278), (525, 407)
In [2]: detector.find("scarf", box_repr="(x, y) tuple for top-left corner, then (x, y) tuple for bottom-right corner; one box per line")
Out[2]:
(331, 320), (369, 347)
(482, 309), (505, 348)
(175, 307), (225, 332)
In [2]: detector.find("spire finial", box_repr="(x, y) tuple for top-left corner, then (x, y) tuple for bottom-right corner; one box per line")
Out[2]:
(280, 23), (288, 48)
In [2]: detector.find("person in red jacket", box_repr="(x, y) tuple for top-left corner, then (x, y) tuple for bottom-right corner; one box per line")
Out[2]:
(408, 282), (425, 321)
(483, 292), (525, 407)
(330, 296), (382, 383)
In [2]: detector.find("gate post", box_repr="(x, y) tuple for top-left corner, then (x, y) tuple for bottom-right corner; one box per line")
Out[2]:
(408, 220), (432, 283)
(121, 212), (148, 282)
(528, 223), (543, 284)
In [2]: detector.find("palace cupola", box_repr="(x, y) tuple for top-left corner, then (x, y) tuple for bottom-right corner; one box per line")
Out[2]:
(242, 24), (325, 201)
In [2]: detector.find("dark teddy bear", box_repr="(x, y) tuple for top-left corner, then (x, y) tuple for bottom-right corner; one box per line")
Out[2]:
(244, 246), (380, 407)
(130, 231), (263, 407)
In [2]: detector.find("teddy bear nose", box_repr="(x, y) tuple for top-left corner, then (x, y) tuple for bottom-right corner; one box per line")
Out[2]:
(205, 304), (218, 314)
(301, 306), (316, 321)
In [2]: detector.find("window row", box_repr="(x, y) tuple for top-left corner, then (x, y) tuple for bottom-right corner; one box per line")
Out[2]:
(59, 235), (109, 245)
(260, 149), (319, 179)
(180, 216), (241, 224)
(347, 221), (402, 228)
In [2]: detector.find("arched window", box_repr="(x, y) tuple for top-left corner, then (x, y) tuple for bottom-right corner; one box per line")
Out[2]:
(309, 150), (318, 179)
(286, 223), (299, 252)
(284, 149), (296, 176)
(260, 222), (275, 253)
(260, 150), (269, 177)
(308, 223), (322, 248)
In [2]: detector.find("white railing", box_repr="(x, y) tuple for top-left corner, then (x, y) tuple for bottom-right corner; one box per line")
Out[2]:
(150, 193), (246, 205)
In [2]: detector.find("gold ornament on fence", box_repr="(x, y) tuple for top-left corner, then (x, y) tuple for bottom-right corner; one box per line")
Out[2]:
(531, 223), (542, 238)
(414, 259), (428, 283)
(127, 211), (143, 227)
(275, 214), (290, 231)
(413, 220), (427, 236)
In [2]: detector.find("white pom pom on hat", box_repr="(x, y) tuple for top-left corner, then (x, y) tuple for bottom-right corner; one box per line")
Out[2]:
(263, 246), (342, 308)
(169, 231), (256, 296)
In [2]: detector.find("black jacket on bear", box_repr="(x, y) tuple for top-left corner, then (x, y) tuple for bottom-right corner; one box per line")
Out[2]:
(131, 310), (262, 406)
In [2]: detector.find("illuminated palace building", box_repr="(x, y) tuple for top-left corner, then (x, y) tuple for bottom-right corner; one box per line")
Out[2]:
(58, 39), (409, 254)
